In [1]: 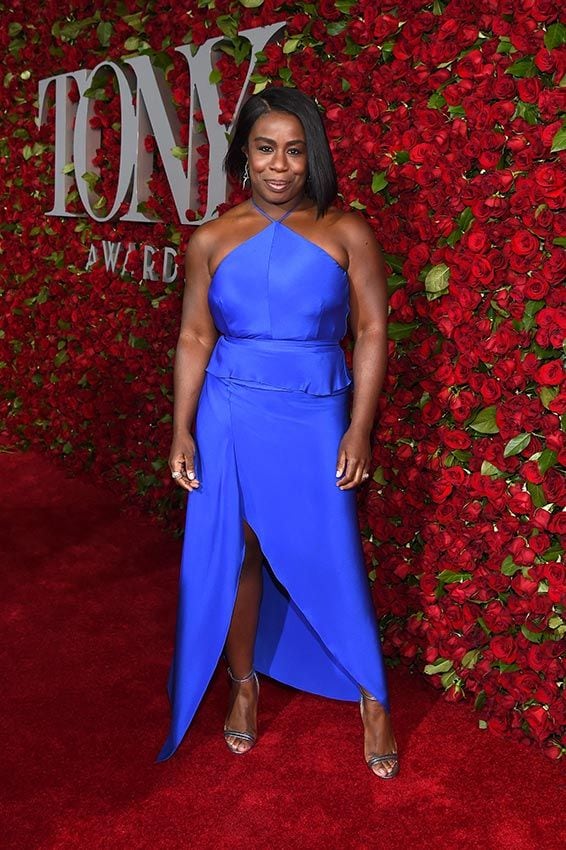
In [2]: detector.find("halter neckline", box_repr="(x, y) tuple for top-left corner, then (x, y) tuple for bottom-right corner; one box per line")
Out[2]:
(251, 195), (305, 224)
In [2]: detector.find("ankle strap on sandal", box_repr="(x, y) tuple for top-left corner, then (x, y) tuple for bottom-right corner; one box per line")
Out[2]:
(227, 666), (256, 683)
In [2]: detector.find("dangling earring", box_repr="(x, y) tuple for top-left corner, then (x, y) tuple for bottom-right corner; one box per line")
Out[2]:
(242, 160), (250, 188)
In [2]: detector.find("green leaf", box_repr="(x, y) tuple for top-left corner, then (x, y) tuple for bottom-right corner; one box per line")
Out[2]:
(124, 36), (141, 51)
(216, 15), (237, 39)
(428, 91), (446, 109)
(496, 35), (513, 54)
(238, 0), (265, 7)
(343, 35), (363, 57)
(503, 432), (531, 458)
(83, 86), (106, 100)
(252, 79), (269, 94)
(544, 22), (566, 50)
(424, 263), (450, 301)
(372, 466), (386, 484)
(520, 624), (544, 643)
(441, 668), (457, 688)
(283, 37), (301, 55)
(458, 207), (474, 231)
(128, 334), (150, 350)
(505, 56), (536, 78)
(387, 273), (406, 294)
(481, 460), (505, 477)
(461, 649), (481, 669)
(469, 406), (499, 434)
(62, 162), (75, 175)
(539, 386), (558, 410)
(501, 556), (522, 576)
(81, 171), (99, 191)
(550, 124), (566, 153)
(540, 543), (564, 561)
(424, 658), (453, 675)
(527, 481), (547, 508)
(537, 448), (557, 474)
(371, 171), (388, 193)
(97, 21), (113, 47)
(123, 12), (146, 32)
(349, 199), (366, 210)
(209, 68), (222, 84)
(36, 286), (49, 305)
(171, 146), (188, 160)
(387, 321), (418, 340)
(328, 21), (349, 36)
(437, 570), (472, 583)
(515, 100), (539, 126)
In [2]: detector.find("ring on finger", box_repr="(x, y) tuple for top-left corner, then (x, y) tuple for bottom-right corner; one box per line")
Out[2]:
(171, 471), (182, 480)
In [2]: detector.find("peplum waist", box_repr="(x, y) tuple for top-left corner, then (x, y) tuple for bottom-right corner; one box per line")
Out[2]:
(205, 335), (352, 396)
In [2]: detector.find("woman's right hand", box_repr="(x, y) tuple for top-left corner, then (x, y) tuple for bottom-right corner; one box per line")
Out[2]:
(169, 432), (200, 492)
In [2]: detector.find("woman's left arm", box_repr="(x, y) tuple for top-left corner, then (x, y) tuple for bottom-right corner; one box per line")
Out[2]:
(335, 213), (388, 490)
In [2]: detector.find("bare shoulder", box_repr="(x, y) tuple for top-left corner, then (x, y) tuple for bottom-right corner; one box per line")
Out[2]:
(329, 208), (380, 252)
(186, 202), (250, 259)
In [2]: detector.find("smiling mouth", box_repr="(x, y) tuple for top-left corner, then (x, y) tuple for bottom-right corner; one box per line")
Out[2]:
(265, 180), (290, 189)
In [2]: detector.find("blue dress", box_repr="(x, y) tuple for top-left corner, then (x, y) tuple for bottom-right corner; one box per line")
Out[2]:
(156, 200), (390, 762)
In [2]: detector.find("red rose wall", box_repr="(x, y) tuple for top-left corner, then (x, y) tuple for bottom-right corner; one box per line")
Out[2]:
(1, 0), (564, 758)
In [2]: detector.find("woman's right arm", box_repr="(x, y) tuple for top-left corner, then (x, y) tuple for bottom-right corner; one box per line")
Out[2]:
(169, 228), (219, 492)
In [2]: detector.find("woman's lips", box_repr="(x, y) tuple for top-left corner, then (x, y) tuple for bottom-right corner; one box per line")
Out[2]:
(265, 180), (290, 191)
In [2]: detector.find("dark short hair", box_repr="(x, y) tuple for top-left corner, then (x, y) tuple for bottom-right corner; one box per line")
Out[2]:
(224, 86), (337, 217)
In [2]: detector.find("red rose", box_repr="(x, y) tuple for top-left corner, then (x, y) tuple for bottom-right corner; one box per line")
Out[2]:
(490, 636), (518, 664)
(439, 427), (471, 449)
(542, 469), (566, 504)
(520, 460), (544, 485)
(523, 706), (553, 741)
(510, 229), (540, 259)
(508, 491), (534, 515)
(534, 360), (565, 386)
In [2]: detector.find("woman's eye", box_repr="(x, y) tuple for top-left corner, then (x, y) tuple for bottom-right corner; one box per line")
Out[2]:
(258, 145), (273, 153)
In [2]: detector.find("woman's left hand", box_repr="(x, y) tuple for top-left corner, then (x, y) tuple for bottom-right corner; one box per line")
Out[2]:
(335, 425), (372, 489)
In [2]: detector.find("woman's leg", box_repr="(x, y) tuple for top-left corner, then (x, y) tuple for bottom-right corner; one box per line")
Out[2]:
(360, 688), (398, 777)
(223, 520), (263, 752)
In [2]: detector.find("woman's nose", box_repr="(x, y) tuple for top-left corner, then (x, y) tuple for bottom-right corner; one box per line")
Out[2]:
(270, 150), (288, 171)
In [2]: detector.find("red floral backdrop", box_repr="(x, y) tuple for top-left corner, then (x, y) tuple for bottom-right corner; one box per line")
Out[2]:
(1, 0), (564, 758)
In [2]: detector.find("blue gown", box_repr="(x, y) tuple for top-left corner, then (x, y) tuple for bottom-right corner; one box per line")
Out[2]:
(156, 199), (390, 762)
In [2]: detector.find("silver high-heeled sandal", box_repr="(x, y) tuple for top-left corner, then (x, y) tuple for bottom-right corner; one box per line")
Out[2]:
(223, 667), (260, 755)
(359, 691), (399, 779)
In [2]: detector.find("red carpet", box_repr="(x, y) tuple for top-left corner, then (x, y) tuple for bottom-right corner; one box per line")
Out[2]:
(1, 450), (564, 850)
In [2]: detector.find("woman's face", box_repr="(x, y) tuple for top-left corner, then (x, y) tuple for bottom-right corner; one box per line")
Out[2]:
(244, 110), (308, 205)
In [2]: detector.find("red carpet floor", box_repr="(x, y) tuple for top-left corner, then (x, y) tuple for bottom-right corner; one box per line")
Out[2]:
(1, 449), (564, 850)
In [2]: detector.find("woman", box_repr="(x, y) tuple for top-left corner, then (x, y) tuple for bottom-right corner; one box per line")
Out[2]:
(157, 86), (399, 779)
